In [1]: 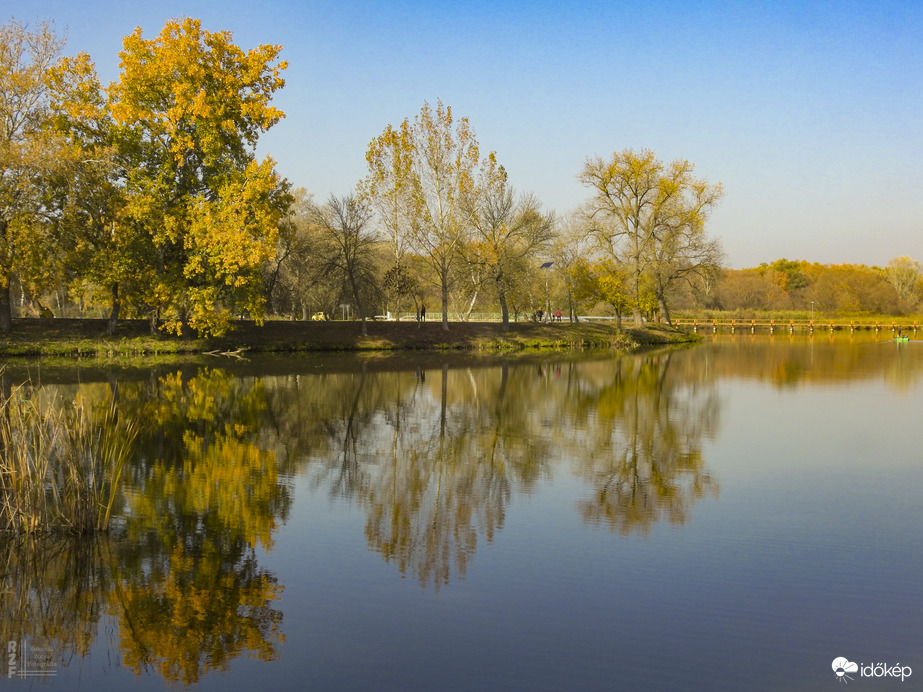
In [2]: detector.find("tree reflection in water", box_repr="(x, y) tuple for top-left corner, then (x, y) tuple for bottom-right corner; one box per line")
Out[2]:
(0, 349), (723, 682)
(0, 368), (289, 684)
(0, 535), (109, 662)
(114, 368), (288, 682)
(0, 533), (283, 685)
(266, 351), (720, 584)
(565, 352), (721, 534)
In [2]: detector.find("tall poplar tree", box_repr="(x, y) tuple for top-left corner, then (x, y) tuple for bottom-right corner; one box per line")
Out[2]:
(365, 100), (481, 331)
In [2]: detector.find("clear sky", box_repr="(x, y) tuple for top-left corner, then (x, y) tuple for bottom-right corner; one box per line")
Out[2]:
(15, 0), (923, 268)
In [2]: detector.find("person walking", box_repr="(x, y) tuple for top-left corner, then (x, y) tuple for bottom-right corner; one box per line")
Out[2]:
(420, 303), (426, 322)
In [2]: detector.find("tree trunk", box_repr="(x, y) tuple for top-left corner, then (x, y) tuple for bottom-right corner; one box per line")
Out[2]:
(348, 277), (366, 335)
(631, 263), (643, 324)
(441, 271), (450, 331)
(658, 294), (672, 325)
(499, 286), (510, 331)
(464, 287), (478, 322)
(0, 281), (11, 334)
(0, 220), (11, 334)
(631, 302), (643, 324)
(107, 283), (121, 335)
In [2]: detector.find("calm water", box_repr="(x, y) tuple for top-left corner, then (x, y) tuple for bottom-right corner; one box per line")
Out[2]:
(3, 332), (922, 691)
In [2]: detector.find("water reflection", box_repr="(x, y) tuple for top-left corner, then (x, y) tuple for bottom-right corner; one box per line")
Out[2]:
(1, 368), (289, 683)
(5, 332), (920, 686)
(112, 538), (283, 683)
(257, 351), (721, 582)
(0, 535), (106, 663)
(0, 533), (283, 684)
(3, 352), (724, 601)
(707, 332), (922, 388)
(566, 351), (721, 534)
(114, 368), (288, 682)
(262, 362), (546, 589)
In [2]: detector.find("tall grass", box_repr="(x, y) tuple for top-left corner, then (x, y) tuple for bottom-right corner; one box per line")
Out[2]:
(0, 385), (139, 534)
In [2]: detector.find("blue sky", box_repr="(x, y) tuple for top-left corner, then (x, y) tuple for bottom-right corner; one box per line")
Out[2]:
(17, 0), (923, 268)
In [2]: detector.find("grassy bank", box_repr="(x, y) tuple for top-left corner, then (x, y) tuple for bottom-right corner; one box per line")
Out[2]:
(0, 318), (697, 359)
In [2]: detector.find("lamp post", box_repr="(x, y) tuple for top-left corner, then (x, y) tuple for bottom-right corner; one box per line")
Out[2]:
(540, 261), (553, 320)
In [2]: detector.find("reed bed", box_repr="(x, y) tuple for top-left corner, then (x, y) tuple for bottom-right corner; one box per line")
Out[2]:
(0, 385), (139, 534)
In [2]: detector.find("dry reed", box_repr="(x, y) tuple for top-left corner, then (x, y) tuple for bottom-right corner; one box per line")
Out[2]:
(0, 384), (139, 534)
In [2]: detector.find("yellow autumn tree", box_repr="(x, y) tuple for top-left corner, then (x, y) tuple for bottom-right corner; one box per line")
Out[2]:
(579, 149), (723, 324)
(0, 20), (82, 332)
(108, 18), (291, 336)
(364, 100), (483, 331)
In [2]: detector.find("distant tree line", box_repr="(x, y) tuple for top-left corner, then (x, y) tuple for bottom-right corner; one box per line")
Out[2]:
(672, 257), (923, 316)
(3, 18), (918, 338)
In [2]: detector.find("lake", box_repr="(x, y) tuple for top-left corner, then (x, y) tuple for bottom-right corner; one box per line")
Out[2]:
(2, 331), (921, 690)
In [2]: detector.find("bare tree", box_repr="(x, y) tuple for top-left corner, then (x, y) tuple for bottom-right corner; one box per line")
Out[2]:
(551, 212), (595, 323)
(465, 159), (555, 329)
(885, 256), (922, 310)
(309, 193), (380, 334)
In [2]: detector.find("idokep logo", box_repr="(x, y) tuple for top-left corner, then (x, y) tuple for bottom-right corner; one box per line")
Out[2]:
(833, 658), (859, 683)
(832, 657), (913, 684)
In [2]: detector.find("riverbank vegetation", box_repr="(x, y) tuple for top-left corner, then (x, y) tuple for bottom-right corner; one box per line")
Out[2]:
(3, 19), (920, 342)
(0, 386), (138, 533)
(0, 318), (697, 359)
(673, 257), (923, 317)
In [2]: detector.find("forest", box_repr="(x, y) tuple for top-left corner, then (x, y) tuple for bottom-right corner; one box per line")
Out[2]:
(3, 18), (921, 338)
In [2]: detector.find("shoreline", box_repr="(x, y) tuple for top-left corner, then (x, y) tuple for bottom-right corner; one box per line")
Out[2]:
(0, 318), (697, 360)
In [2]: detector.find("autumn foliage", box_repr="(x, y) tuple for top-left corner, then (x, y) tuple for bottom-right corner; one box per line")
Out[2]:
(684, 257), (923, 316)
(1, 18), (289, 336)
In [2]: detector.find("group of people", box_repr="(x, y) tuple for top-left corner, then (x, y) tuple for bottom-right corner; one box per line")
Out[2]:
(415, 304), (567, 322)
(535, 308), (563, 322)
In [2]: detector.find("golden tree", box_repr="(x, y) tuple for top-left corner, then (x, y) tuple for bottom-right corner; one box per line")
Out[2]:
(0, 20), (79, 332)
(108, 18), (291, 336)
(580, 149), (723, 324)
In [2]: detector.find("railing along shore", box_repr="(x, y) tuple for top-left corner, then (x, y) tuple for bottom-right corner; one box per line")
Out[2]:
(672, 318), (919, 334)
